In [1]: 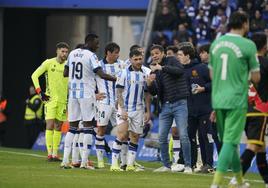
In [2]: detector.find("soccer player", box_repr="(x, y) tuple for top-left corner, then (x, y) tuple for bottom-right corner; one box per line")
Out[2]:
(61, 34), (116, 169)
(110, 50), (151, 171)
(31, 42), (69, 161)
(229, 32), (268, 188)
(209, 12), (260, 188)
(95, 42), (123, 168)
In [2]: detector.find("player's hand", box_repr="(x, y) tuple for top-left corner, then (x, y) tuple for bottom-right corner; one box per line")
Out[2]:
(96, 93), (106, 100)
(40, 92), (50, 101)
(144, 112), (151, 124)
(209, 111), (216, 123)
(146, 74), (156, 86)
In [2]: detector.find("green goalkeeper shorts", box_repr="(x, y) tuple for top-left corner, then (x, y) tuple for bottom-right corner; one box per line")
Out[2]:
(215, 108), (247, 145)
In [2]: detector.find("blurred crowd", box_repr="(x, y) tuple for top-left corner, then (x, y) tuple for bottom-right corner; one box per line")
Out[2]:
(151, 0), (268, 48)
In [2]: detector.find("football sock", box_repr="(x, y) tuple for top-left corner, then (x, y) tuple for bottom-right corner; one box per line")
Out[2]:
(120, 141), (128, 166)
(127, 142), (138, 166)
(81, 127), (93, 165)
(45, 130), (53, 156)
(71, 130), (80, 164)
(62, 127), (76, 164)
(240, 149), (255, 175)
(52, 130), (62, 157)
(95, 135), (105, 162)
(257, 152), (268, 184)
(112, 138), (122, 166)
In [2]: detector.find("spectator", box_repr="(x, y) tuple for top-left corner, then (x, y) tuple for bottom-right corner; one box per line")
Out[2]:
(154, 6), (177, 31)
(218, 0), (233, 18)
(211, 7), (225, 31)
(184, 0), (196, 20)
(152, 31), (170, 49)
(199, 0), (213, 18)
(195, 20), (210, 46)
(250, 10), (266, 32)
(173, 24), (193, 44)
(195, 9), (209, 27)
(176, 9), (193, 31)
(24, 85), (44, 148)
(262, 3), (268, 26)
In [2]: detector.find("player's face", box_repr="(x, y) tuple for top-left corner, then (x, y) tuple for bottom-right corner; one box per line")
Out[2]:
(108, 49), (120, 62)
(177, 50), (190, 65)
(150, 48), (165, 64)
(57, 47), (69, 62)
(91, 38), (100, 52)
(130, 55), (143, 71)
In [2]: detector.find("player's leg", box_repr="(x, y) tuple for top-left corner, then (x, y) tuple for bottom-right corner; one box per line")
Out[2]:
(111, 108), (129, 171)
(80, 98), (95, 169)
(96, 104), (111, 168)
(44, 101), (57, 161)
(212, 109), (247, 187)
(126, 110), (144, 171)
(52, 101), (67, 160)
(61, 99), (80, 168)
(71, 130), (80, 166)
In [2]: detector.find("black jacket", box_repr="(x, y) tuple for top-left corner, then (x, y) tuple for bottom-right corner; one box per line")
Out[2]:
(148, 56), (189, 111)
(184, 60), (212, 116)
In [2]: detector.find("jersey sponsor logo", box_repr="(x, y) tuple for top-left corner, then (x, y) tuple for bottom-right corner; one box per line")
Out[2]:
(191, 69), (198, 77)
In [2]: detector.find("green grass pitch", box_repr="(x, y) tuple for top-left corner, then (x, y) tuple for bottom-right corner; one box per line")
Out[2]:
(0, 147), (264, 188)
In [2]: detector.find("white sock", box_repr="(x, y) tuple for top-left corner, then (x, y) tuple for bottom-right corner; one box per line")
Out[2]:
(78, 131), (84, 159)
(120, 141), (128, 166)
(71, 132), (79, 164)
(95, 135), (105, 162)
(112, 139), (122, 166)
(173, 138), (181, 163)
(81, 128), (93, 166)
(127, 142), (138, 166)
(62, 127), (76, 164)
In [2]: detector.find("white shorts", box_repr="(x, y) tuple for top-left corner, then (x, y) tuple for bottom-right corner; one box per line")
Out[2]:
(171, 120), (176, 128)
(97, 103), (117, 127)
(116, 108), (144, 134)
(68, 97), (95, 122)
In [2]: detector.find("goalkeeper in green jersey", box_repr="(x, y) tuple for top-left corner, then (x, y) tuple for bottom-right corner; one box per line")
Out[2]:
(209, 12), (260, 188)
(31, 42), (69, 161)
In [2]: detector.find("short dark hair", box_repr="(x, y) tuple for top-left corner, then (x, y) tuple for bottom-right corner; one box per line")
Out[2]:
(56, 42), (69, 49)
(150, 44), (164, 52)
(198, 43), (211, 54)
(166, 45), (178, 54)
(105, 42), (120, 55)
(129, 49), (142, 58)
(178, 42), (195, 59)
(85, 33), (98, 43)
(130, 44), (141, 52)
(75, 43), (84, 49)
(251, 32), (267, 51)
(228, 11), (248, 30)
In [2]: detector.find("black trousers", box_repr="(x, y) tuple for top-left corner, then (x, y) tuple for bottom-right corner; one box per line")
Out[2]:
(24, 119), (44, 148)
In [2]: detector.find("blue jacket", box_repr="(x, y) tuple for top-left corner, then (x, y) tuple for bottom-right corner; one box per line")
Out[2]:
(184, 59), (212, 116)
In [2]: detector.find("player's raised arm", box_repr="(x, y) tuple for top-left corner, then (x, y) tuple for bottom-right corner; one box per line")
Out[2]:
(31, 61), (50, 101)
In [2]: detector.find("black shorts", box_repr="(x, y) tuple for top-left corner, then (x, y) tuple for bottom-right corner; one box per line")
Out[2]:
(245, 112), (268, 146)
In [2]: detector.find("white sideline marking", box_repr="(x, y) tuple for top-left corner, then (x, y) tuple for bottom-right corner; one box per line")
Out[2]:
(0, 149), (264, 184)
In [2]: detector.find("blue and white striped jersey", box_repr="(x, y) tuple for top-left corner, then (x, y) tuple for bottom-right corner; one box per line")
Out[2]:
(66, 48), (101, 99)
(96, 58), (124, 105)
(116, 66), (148, 112)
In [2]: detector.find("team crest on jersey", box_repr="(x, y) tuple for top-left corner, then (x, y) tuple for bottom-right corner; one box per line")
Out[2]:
(192, 70), (198, 77)
(51, 68), (55, 72)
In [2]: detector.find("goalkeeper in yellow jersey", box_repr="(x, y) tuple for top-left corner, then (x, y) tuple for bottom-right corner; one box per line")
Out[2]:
(31, 42), (69, 161)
